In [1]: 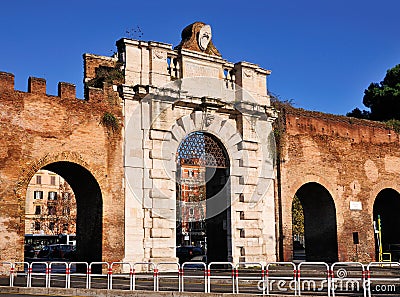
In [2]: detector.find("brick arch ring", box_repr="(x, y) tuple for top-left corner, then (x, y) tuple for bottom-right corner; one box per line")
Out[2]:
(15, 151), (105, 200)
(286, 174), (337, 207)
(366, 181), (400, 214)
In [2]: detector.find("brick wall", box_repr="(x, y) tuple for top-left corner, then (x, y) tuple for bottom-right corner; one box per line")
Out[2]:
(278, 106), (400, 262)
(0, 71), (124, 263)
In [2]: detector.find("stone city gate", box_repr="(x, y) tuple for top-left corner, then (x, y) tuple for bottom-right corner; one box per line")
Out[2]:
(116, 22), (277, 264)
(0, 22), (277, 265)
(3, 21), (399, 266)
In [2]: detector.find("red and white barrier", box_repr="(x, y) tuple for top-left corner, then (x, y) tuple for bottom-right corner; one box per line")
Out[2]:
(265, 262), (297, 296)
(331, 262), (366, 297)
(207, 262), (235, 293)
(88, 262), (110, 289)
(181, 261), (207, 292)
(235, 262), (264, 294)
(68, 262), (89, 289)
(48, 261), (68, 288)
(132, 262), (156, 291)
(156, 262), (181, 292)
(298, 262), (331, 297)
(109, 262), (132, 290)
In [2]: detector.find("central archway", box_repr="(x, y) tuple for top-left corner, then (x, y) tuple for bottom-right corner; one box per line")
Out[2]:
(294, 182), (338, 262)
(176, 131), (231, 263)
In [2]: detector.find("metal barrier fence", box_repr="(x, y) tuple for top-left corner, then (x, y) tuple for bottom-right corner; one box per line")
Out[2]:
(30, 261), (49, 288)
(2, 260), (400, 296)
(298, 262), (331, 296)
(235, 262), (264, 294)
(265, 262), (297, 296)
(2, 262), (13, 287)
(366, 262), (400, 297)
(48, 262), (68, 288)
(207, 262), (235, 293)
(88, 262), (109, 289)
(132, 262), (156, 291)
(181, 261), (207, 292)
(156, 262), (181, 292)
(331, 262), (366, 297)
(8, 262), (29, 288)
(68, 262), (88, 289)
(109, 262), (132, 290)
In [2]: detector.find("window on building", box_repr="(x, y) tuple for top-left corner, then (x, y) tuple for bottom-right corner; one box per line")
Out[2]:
(48, 206), (56, 215)
(34, 191), (43, 199)
(35, 205), (41, 215)
(48, 191), (57, 200)
(50, 176), (56, 185)
(63, 207), (70, 215)
(63, 192), (70, 200)
(36, 175), (42, 185)
(34, 221), (41, 231)
(49, 222), (55, 231)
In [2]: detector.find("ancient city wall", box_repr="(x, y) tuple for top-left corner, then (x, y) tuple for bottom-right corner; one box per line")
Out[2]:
(0, 70), (124, 263)
(278, 105), (400, 262)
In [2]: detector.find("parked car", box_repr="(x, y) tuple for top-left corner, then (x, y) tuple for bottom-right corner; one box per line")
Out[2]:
(176, 246), (204, 264)
(24, 244), (36, 258)
(37, 244), (76, 260)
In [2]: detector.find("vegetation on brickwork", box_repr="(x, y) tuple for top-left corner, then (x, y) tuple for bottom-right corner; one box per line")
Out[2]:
(385, 119), (400, 133)
(347, 64), (400, 121)
(87, 64), (124, 89)
(270, 94), (294, 143)
(292, 195), (304, 237)
(101, 112), (120, 132)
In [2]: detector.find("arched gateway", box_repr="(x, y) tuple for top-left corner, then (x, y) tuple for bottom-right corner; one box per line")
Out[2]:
(176, 131), (230, 262)
(0, 22), (276, 266)
(373, 189), (400, 261)
(121, 22), (277, 264)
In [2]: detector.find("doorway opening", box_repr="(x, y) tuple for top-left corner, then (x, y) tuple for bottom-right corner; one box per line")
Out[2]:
(373, 188), (400, 262)
(176, 132), (231, 263)
(24, 161), (102, 263)
(293, 182), (338, 262)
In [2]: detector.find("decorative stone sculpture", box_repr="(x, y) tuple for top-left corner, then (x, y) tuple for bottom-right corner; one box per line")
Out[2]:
(175, 22), (221, 57)
(198, 24), (212, 51)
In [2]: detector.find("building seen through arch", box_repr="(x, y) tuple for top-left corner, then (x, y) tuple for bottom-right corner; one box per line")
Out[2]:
(25, 169), (76, 236)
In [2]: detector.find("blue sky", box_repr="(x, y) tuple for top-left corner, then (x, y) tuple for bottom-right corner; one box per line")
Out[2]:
(1, 0), (399, 115)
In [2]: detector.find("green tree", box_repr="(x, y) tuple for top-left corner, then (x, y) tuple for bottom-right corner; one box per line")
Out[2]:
(346, 107), (370, 119)
(292, 195), (304, 237)
(348, 64), (400, 121)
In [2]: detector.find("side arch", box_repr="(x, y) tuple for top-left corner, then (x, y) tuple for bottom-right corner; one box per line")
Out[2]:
(15, 151), (105, 199)
(285, 174), (337, 204)
(373, 188), (400, 261)
(293, 182), (338, 262)
(367, 181), (400, 213)
(18, 152), (104, 263)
